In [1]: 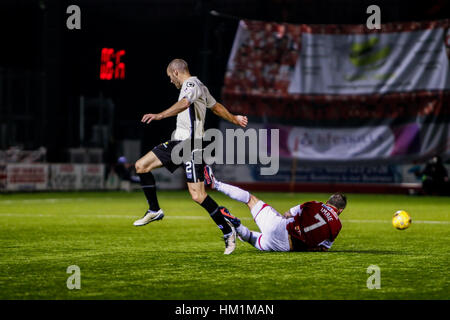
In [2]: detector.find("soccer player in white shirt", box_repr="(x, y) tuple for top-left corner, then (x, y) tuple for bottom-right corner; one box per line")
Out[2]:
(133, 59), (248, 254)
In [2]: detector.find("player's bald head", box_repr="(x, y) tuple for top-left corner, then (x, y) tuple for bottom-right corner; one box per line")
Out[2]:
(167, 59), (189, 74)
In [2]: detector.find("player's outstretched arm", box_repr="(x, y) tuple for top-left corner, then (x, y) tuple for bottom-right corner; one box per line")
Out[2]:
(141, 98), (190, 124)
(211, 102), (248, 128)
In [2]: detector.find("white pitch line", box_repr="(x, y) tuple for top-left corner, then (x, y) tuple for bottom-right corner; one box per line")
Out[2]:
(343, 219), (450, 225)
(0, 198), (107, 204)
(0, 213), (249, 220)
(0, 213), (448, 224)
(413, 220), (450, 224)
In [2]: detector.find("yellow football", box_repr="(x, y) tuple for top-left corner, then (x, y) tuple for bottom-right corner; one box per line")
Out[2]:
(392, 210), (412, 230)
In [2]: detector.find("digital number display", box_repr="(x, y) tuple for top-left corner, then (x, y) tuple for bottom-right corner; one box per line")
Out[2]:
(100, 48), (125, 80)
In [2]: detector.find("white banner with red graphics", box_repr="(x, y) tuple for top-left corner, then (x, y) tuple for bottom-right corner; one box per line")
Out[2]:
(49, 164), (104, 190)
(0, 164), (7, 190)
(50, 164), (83, 190)
(224, 19), (450, 162)
(225, 19), (450, 96)
(0, 163), (105, 191)
(6, 164), (49, 191)
(80, 164), (104, 190)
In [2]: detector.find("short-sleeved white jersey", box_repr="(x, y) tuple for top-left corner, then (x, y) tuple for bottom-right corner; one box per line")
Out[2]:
(173, 76), (217, 141)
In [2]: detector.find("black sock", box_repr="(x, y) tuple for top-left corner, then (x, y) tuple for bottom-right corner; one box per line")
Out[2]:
(200, 196), (232, 235)
(138, 172), (160, 211)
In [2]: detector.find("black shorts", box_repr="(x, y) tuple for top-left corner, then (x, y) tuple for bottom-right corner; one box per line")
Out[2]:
(152, 140), (204, 183)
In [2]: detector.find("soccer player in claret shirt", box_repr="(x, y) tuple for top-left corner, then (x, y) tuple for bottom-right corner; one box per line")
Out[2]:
(204, 166), (346, 252)
(133, 59), (248, 255)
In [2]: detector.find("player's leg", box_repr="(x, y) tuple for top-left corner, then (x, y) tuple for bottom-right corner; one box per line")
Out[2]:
(238, 226), (263, 250)
(204, 165), (270, 227)
(209, 165), (291, 252)
(204, 165), (287, 251)
(226, 208), (290, 252)
(187, 181), (233, 236)
(135, 150), (163, 211)
(133, 141), (180, 226)
(186, 163), (237, 254)
(210, 166), (281, 226)
(204, 165), (253, 206)
(250, 204), (290, 251)
(218, 207), (264, 251)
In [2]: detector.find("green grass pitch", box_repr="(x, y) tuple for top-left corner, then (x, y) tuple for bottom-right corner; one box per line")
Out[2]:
(0, 190), (449, 300)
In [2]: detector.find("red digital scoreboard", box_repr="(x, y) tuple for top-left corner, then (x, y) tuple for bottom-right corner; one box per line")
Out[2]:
(100, 48), (125, 80)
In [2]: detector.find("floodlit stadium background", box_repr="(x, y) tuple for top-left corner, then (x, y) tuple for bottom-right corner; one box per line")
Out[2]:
(0, 0), (448, 193)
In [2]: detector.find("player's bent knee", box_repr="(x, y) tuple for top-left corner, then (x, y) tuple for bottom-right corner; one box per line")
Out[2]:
(191, 194), (201, 203)
(135, 160), (154, 174)
(247, 194), (260, 210)
(135, 151), (162, 174)
(135, 161), (146, 174)
(191, 193), (206, 204)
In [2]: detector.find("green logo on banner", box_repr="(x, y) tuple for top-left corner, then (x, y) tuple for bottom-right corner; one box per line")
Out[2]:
(345, 38), (392, 81)
(349, 38), (391, 67)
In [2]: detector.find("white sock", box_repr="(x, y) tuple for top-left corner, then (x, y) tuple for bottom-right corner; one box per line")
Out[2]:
(236, 224), (251, 241)
(237, 225), (261, 248)
(215, 181), (250, 204)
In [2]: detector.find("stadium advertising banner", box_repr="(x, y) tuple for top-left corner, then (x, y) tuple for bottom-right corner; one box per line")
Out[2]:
(1, 164), (105, 191)
(0, 164), (6, 190)
(268, 121), (448, 163)
(288, 25), (450, 94)
(81, 164), (105, 190)
(50, 164), (83, 190)
(214, 162), (450, 184)
(215, 163), (402, 184)
(6, 164), (49, 191)
(224, 19), (450, 163)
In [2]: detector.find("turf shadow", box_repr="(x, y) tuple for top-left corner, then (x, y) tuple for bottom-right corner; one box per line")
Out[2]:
(327, 249), (407, 255)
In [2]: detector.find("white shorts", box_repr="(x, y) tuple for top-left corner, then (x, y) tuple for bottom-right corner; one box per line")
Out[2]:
(250, 200), (291, 252)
